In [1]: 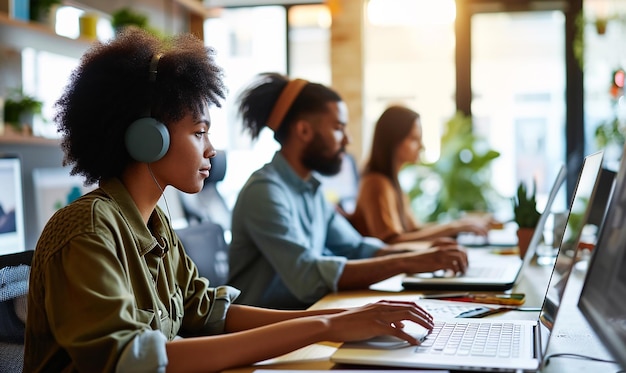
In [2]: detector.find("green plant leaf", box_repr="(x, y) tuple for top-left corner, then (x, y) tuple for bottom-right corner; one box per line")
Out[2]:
(406, 111), (502, 222)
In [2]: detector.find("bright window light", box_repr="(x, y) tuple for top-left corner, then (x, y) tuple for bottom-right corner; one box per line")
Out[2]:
(367, 0), (456, 26)
(55, 6), (83, 39)
(55, 6), (113, 41)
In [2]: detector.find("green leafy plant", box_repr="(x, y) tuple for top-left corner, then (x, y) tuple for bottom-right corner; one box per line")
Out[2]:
(3, 89), (43, 131)
(110, 7), (164, 37)
(512, 180), (541, 228)
(595, 116), (625, 149)
(111, 7), (149, 32)
(406, 111), (501, 222)
(29, 0), (62, 23)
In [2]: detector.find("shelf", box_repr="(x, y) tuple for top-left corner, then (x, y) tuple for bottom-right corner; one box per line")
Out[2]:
(0, 132), (61, 146)
(173, 0), (220, 18)
(0, 12), (92, 59)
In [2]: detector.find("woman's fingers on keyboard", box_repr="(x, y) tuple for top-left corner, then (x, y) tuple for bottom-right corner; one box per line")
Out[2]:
(374, 300), (434, 321)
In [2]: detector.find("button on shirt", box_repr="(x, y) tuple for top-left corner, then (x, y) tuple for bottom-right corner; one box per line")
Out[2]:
(228, 152), (384, 309)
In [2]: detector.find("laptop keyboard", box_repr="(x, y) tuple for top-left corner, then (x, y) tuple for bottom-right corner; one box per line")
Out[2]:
(415, 321), (522, 358)
(466, 265), (507, 278)
(430, 265), (507, 279)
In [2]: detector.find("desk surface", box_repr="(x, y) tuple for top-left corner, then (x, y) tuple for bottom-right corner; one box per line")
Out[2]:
(223, 257), (619, 373)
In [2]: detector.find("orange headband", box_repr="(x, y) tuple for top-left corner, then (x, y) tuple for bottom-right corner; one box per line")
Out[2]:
(266, 78), (309, 131)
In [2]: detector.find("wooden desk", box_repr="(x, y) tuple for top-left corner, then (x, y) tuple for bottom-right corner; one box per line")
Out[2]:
(223, 257), (618, 373)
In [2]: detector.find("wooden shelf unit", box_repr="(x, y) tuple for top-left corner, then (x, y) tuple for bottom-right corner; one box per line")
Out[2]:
(0, 12), (92, 59)
(0, 131), (61, 146)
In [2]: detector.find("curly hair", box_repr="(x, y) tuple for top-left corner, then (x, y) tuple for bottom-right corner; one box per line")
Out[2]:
(236, 72), (342, 144)
(56, 27), (227, 185)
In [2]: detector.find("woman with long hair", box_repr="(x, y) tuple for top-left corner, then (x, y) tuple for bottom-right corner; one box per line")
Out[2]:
(349, 105), (493, 244)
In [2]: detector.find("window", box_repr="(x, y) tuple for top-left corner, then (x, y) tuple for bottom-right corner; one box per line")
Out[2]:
(203, 4), (331, 208)
(471, 11), (568, 213)
(364, 0), (456, 163)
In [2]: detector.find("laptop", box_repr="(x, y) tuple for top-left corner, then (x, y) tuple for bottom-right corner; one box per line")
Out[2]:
(539, 151), (610, 332)
(331, 151), (607, 372)
(402, 163), (567, 291)
(578, 149), (626, 370)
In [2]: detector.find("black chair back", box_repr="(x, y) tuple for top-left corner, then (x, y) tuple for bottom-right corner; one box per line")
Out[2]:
(175, 222), (229, 287)
(0, 250), (34, 373)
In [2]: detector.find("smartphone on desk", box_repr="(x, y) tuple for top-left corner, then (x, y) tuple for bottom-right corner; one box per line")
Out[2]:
(422, 292), (526, 306)
(472, 293), (525, 305)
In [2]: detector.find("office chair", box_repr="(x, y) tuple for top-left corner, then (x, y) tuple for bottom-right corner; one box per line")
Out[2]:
(179, 150), (232, 232)
(175, 221), (229, 287)
(0, 250), (34, 373)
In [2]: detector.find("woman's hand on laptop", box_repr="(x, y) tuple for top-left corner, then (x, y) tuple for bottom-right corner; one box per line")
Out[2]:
(402, 244), (469, 276)
(380, 237), (459, 254)
(447, 216), (492, 236)
(323, 300), (434, 345)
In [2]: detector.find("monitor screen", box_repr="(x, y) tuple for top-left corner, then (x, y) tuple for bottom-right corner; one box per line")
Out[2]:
(33, 167), (188, 233)
(578, 149), (626, 369)
(32, 167), (95, 234)
(0, 154), (26, 255)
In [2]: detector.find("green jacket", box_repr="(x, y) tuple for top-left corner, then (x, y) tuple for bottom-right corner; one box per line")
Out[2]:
(24, 178), (239, 372)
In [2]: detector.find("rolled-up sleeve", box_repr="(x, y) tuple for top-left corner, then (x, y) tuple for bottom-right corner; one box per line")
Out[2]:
(115, 286), (240, 372)
(116, 330), (168, 373)
(205, 285), (241, 334)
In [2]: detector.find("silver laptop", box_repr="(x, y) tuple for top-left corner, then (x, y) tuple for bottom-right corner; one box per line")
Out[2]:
(578, 148), (626, 370)
(402, 164), (567, 291)
(332, 151), (606, 372)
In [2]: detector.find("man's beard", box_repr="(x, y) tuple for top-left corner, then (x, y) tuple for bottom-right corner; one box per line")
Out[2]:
(301, 132), (343, 176)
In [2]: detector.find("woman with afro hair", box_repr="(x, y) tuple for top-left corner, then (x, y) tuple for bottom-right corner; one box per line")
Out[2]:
(23, 28), (435, 372)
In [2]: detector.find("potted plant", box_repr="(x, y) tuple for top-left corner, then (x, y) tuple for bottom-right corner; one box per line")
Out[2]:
(29, 0), (62, 25)
(3, 89), (43, 135)
(407, 111), (501, 223)
(111, 7), (149, 34)
(512, 180), (541, 259)
(110, 7), (164, 37)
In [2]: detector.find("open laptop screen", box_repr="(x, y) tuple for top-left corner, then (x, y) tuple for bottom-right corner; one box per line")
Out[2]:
(0, 154), (26, 255)
(539, 151), (606, 331)
(578, 151), (626, 369)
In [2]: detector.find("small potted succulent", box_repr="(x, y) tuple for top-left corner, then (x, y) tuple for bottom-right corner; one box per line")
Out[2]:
(512, 180), (541, 259)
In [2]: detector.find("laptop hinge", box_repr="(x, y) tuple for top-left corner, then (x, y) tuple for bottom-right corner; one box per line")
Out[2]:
(533, 323), (542, 359)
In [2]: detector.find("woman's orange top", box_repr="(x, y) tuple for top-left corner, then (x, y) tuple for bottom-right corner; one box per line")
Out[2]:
(349, 173), (419, 242)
